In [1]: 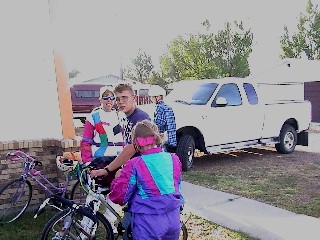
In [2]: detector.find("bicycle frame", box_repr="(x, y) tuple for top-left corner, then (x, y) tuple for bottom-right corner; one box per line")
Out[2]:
(78, 169), (126, 237)
(25, 170), (70, 197)
(80, 171), (121, 218)
(7, 150), (70, 197)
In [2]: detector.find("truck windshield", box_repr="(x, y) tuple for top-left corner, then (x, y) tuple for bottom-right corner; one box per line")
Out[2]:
(167, 82), (218, 105)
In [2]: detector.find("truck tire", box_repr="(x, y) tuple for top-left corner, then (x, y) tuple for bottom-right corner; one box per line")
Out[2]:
(176, 135), (195, 171)
(275, 124), (297, 154)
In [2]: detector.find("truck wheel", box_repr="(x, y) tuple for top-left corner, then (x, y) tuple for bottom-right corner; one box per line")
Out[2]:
(176, 135), (195, 171)
(275, 124), (297, 154)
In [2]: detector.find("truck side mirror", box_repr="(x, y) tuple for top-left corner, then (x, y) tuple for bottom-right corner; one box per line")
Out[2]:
(215, 97), (228, 107)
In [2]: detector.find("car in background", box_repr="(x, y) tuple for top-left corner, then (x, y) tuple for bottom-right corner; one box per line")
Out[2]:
(70, 83), (106, 123)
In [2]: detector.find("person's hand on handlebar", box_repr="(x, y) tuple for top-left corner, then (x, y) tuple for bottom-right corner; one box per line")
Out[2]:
(89, 168), (108, 178)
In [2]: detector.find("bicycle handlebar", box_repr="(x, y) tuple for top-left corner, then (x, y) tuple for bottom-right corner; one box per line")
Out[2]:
(6, 150), (35, 162)
(52, 195), (97, 224)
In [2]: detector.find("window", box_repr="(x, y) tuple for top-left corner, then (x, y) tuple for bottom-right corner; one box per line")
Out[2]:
(166, 83), (218, 105)
(139, 89), (149, 96)
(212, 83), (242, 107)
(243, 83), (258, 105)
(75, 90), (100, 98)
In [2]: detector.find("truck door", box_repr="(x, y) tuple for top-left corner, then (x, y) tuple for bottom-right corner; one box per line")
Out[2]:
(205, 83), (262, 145)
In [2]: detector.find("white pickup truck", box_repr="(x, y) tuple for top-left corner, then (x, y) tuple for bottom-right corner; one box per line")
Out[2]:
(142, 77), (311, 171)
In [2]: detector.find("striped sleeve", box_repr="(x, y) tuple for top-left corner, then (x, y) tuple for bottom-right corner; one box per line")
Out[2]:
(109, 157), (140, 205)
(172, 153), (184, 204)
(80, 120), (94, 163)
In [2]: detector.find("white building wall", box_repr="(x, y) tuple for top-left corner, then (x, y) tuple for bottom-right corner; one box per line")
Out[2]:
(0, 1), (62, 141)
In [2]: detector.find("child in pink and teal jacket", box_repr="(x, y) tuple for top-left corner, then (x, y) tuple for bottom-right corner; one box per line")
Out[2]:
(109, 120), (184, 240)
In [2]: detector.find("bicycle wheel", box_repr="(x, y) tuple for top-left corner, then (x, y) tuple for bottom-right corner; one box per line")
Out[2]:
(41, 208), (114, 240)
(0, 177), (32, 224)
(179, 221), (188, 240)
(70, 179), (88, 205)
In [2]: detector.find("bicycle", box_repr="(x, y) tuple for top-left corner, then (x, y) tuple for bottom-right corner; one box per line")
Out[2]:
(40, 194), (114, 239)
(70, 164), (188, 239)
(0, 150), (79, 224)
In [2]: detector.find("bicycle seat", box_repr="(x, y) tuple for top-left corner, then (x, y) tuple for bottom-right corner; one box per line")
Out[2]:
(30, 169), (41, 176)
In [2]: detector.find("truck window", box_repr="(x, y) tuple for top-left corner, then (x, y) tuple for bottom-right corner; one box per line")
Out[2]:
(212, 83), (242, 107)
(243, 83), (258, 105)
(166, 82), (218, 105)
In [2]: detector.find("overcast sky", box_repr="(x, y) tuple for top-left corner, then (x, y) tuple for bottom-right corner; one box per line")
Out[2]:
(51, 0), (319, 83)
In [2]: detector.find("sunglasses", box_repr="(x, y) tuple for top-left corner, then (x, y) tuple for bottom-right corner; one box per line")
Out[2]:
(102, 96), (115, 101)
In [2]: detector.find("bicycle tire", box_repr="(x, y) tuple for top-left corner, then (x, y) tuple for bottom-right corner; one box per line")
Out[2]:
(70, 179), (88, 205)
(0, 177), (32, 224)
(179, 221), (188, 240)
(41, 208), (114, 240)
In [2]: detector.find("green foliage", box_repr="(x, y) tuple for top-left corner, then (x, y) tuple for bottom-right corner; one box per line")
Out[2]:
(0, 211), (56, 240)
(68, 69), (80, 79)
(146, 71), (169, 89)
(160, 20), (253, 81)
(280, 0), (320, 60)
(125, 49), (154, 83)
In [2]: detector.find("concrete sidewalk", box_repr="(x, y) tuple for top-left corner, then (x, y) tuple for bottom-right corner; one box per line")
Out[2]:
(182, 181), (320, 240)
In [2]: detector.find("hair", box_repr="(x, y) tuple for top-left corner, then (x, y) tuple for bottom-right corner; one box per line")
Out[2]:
(114, 83), (135, 95)
(99, 86), (114, 99)
(131, 120), (166, 147)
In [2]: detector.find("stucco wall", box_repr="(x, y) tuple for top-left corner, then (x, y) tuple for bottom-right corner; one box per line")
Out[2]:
(0, 1), (63, 141)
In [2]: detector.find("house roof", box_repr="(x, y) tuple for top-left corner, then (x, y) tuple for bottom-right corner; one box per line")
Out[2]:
(248, 58), (320, 83)
(78, 74), (146, 86)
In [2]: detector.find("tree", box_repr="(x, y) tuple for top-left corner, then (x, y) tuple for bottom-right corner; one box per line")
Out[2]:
(68, 69), (80, 79)
(126, 49), (154, 83)
(147, 71), (169, 89)
(280, 0), (320, 60)
(160, 20), (253, 81)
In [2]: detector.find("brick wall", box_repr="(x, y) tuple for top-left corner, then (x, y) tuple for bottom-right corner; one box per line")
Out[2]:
(0, 138), (81, 212)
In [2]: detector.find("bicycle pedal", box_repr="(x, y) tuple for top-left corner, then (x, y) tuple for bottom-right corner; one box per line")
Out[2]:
(34, 206), (45, 218)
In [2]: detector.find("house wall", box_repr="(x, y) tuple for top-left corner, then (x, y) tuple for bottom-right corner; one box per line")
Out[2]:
(305, 82), (320, 123)
(0, 1), (63, 141)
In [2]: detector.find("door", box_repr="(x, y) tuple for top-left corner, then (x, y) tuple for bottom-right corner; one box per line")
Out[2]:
(204, 83), (263, 146)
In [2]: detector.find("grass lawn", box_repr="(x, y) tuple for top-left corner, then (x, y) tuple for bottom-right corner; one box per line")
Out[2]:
(0, 209), (258, 240)
(0, 211), (56, 240)
(183, 147), (320, 218)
